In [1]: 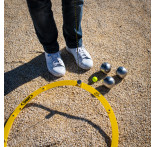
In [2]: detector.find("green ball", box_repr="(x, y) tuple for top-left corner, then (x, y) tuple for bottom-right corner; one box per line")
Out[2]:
(92, 76), (98, 82)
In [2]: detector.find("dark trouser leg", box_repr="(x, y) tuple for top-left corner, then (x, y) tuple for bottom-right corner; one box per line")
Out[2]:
(26, 0), (59, 53)
(62, 0), (84, 48)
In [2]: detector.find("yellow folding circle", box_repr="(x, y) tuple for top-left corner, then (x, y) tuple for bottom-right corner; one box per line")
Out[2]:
(4, 80), (119, 147)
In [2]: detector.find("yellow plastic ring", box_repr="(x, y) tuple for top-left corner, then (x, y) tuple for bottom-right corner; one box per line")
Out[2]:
(4, 80), (119, 147)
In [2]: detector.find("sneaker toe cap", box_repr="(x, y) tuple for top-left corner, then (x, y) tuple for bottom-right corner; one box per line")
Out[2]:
(81, 59), (93, 69)
(49, 66), (66, 77)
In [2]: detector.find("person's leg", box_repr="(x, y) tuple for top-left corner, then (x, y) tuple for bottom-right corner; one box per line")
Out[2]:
(26, 0), (59, 53)
(62, 0), (84, 48)
(62, 0), (93, 70)
(26, 0), (66, 77)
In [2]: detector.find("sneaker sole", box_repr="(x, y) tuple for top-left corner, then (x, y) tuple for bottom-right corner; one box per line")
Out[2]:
(48, 69), (65, 77)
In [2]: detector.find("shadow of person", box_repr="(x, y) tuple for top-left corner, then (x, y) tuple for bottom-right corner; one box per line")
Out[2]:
(25, 103), (111, 147)
(4, 48), (90, 96)
(4, 53), (60, 96)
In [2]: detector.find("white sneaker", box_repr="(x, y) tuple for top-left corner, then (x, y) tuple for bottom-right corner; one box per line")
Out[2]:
(66, 45), (93, 70)
(45, 52), (66, 77)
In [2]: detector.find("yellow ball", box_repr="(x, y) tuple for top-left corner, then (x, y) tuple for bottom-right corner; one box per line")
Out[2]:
(92, 76), (98, 82)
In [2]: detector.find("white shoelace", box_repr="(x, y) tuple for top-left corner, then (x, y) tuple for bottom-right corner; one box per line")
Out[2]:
(53, 58), (64, 67)
(76, 47), (90, 59)
(48, 54), (64, 67)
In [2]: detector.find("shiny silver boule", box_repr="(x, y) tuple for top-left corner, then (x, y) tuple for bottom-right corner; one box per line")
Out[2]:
(100, 62), (111, 74)
(116, 66), (127, 78)
(103, 76), (115, 89)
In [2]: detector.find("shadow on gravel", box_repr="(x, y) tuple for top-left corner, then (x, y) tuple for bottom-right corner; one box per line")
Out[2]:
(25, 103), (111, 147)
(88, 71), (107, 85)
(4, 53), (59, 95)
(94, 85), (111, 96)
(4, 48), (88, 96)
(89, 73), (123, 97)
(112, 75), (123, 85)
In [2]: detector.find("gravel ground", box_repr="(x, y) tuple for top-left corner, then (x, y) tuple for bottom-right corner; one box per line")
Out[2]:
(4, 0), (151, 146)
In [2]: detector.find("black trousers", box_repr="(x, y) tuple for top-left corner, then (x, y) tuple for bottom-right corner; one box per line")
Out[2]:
(26, 0), (84, 53)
